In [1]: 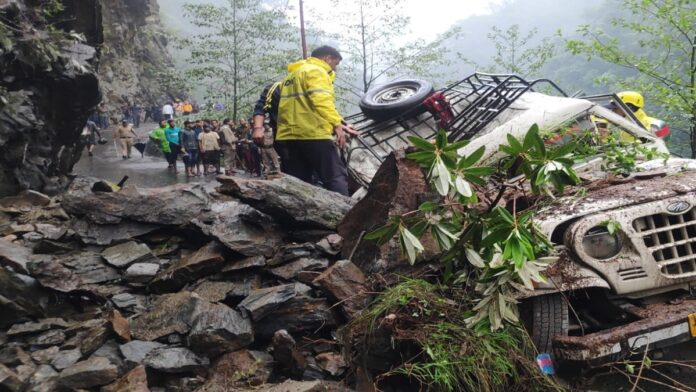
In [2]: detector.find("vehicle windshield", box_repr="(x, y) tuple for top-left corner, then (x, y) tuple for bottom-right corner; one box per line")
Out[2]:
(542, 111), (645, 148)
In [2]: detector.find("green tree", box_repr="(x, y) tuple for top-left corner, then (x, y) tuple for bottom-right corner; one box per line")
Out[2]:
(324, 0), (460, 100)
(467, 24), (555, 78)
(565, 0), (696, 157)
(179, 0), (296, 121)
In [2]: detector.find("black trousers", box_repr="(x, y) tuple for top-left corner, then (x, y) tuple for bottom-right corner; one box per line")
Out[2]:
(283, 139), (349, 196)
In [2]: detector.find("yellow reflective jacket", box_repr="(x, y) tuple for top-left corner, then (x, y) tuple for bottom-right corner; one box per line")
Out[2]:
(276, 57), (343, 141)
(634, 108), (651, 130)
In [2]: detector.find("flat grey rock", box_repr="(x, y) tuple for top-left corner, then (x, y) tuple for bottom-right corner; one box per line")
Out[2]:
(119, 340), (165, 367)
(143, 347), (208, 374)
(101, 241), (154, 268)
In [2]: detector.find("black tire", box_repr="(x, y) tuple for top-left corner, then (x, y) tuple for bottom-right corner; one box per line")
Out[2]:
(359, 79), (434, 121)
(521, 294), (569, 354)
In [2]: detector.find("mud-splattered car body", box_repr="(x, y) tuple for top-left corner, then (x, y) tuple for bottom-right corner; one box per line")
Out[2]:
(346, 74), (696, 365)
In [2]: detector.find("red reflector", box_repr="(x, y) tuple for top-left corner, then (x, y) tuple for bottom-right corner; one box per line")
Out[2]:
(656, 126), (670, 138)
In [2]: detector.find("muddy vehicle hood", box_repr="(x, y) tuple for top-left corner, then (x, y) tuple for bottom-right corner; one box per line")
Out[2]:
(537, 160), (696, 234)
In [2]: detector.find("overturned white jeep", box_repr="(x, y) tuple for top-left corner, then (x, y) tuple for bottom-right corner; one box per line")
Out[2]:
(345, 73), (696, 366)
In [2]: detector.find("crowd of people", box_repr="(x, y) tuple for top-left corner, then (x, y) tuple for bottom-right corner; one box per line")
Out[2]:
(83, 45), (358, 196)
(148, 117), (280, 178)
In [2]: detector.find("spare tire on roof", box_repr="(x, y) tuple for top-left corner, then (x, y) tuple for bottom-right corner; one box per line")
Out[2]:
(359, 79), (434, 121)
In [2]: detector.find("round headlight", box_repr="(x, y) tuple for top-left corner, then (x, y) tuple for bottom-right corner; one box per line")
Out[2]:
(582, 226), (622, 260)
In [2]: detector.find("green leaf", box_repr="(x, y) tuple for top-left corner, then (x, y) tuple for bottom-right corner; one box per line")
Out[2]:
(443, 139), (469, 152)
(364, 223), (399, 245)
(435, 130), (447, 149)
(459, 146), (486, 168)
(407, 136), (436, 151)
(418, 201), (439, 212)
(505, 134), (523, 154)
(400, 227), (424, 265)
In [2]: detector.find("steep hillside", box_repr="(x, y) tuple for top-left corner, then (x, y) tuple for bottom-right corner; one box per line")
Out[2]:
(98, 0), (176, 114)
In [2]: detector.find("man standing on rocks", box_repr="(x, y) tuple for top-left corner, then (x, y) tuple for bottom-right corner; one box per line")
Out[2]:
(115, 120), (137, 159)
(276, 45), (358, 196)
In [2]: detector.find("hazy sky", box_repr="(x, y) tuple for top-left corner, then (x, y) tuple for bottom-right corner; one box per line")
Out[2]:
(302, 0), (509, 41)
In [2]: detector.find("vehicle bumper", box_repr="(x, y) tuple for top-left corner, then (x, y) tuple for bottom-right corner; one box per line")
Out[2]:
(553, 298), (696, 366)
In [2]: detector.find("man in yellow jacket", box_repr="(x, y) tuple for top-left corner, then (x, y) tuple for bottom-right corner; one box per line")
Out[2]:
(276, 45), (357, 196)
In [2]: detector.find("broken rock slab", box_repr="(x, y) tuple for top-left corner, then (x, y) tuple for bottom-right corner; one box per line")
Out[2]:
(71, 218), (159, 246)
(51, 348), (82, 370)
(255, 297), (338, 339)
(238, 283), (310, 321)
(130, 291), (203, 341)
(191, 278), (259, 303)
(25, 364), (59, 392)
(101, 241), (155, 268)
(194, 201), (283, 257)
(338, 150), (435, 273)
(259, 380), (354, 392)
(149, 241), (225, 292)
(0, 238), (31, 273)
(0, 269), (47, 327)
(57, 356), (118, 389)
(6, 317), (69, 336)
(0, 190), (51, 209)
(125, 262), (160, 283)
(315, 352), (347, 377)
(272, 330), (306, 379)
(188, 302), (254, 357)
(143, 347), (208, 374)
(217, 174), (356, 230)
(62, 177), (211, 226)
(27, 252), (120, 294)
(0, 363), (23, 392)
(119, 340), (165, 368)
(269, 257), (329, 280)
(101, 365), (149, 392)
(196, 349), (273, 391)
(313, 260), (371, 319)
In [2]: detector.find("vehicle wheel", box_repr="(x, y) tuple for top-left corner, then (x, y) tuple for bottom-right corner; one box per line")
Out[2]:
(521, 294), (569, 354)
(359, 79), (434, 121)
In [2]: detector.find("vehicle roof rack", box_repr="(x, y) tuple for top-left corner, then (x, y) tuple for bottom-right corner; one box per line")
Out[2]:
(347, 73), (567, 164)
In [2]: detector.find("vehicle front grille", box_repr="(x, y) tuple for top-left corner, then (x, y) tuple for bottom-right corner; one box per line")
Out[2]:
(617, 266), (648, 281)
(633, 209), (696, 278)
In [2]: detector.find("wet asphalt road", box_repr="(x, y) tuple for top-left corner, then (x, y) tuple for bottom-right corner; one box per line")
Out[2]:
(73, 121), (219, 188)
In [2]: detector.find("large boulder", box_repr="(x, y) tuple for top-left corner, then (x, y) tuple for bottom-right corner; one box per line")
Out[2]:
(193, 201), (283, 257)
(57, 357), (119, 389)
(217, 175), (356, 230)
(338, 150), (433, 273)
(129, 291), (204, 341)
(187, 302), (254, 357)
(62, 178), (211, 226)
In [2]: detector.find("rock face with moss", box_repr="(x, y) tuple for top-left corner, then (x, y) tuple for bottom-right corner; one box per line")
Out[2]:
(0, 1), (101, 197)
(0, 0), (175, 198)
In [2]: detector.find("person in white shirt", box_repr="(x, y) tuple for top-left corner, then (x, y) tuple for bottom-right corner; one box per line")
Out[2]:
(162, 102), (174, 120)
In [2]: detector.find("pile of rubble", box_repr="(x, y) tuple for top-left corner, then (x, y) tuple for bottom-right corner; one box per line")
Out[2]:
(0, 172), (387, 392)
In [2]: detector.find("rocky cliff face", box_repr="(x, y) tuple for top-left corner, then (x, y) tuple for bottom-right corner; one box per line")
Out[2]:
(0, 0), (102, 197)
(97, 0), (175, 114)
(0, 0), (174, 198)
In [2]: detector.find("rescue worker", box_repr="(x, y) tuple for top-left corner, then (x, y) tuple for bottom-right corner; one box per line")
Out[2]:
(115, 119), (137, 159)
(617, 91), (651, 130)
(276, 45), (358, 196)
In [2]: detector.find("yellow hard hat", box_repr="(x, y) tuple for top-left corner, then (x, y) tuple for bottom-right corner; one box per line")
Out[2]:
(617, 91), (644, 109)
